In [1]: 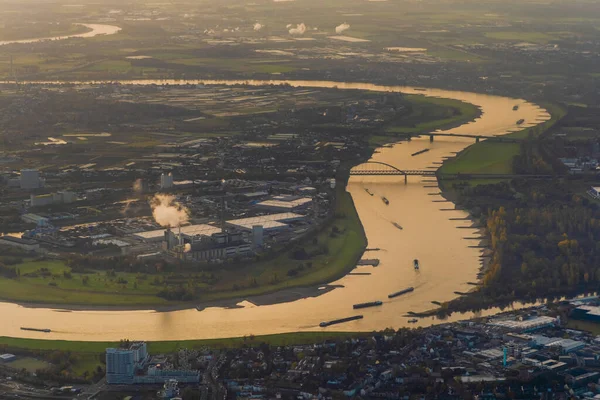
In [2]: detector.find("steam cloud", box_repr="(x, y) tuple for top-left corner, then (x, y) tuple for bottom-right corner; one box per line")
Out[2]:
(286, 24), (292, 28)
(150, 194), (190, 228)
(253, 23), (264, 31)
(132, 179), (143, 193)
(288, 23), (306, 35)
(335, 22), (350, 34)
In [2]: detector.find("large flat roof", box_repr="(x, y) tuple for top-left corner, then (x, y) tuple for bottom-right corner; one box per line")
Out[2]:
(226, 213), (304, 231)
(133, 224), (221, 240)
(257, 198), (312, 209)
(0, 236), (38, 245)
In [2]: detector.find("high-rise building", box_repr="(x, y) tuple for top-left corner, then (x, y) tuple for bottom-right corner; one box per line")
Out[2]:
(106, 342), (149, 384)
(20, 169), (42, 190)
(106, 342), (198, 385)
(252, 225), (264, 248)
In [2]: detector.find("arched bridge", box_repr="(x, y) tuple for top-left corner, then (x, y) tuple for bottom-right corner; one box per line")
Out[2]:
(350, 162), (435, 183)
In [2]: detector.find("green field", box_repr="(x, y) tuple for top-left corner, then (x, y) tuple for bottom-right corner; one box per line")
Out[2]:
(385, 95), (481, 134)
(440, 102), (565, 175)
(439, 142), (520, 175)
(6, 357), (51, 373)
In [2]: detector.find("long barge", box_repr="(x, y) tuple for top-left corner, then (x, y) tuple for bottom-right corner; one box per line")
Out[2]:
(388, 287), (415, 299)
(411, 149), (430, 157)
(21, 327), (51, 333)
(353, 301), (383, 310)
(320, 315), (363, 327)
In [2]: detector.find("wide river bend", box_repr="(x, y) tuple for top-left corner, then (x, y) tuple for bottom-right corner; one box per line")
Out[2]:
(1, 79), (551, 341)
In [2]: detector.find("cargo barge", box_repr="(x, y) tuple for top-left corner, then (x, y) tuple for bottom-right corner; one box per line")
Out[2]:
(517, 119), (525, 125)
(381, 196), (389, 205)
(21, 327), (51, 333)
(411, 149), (430, 157)
(320, 315), (364, 327)
(353, 301), (383, 309)
(388, 287), (415, 299)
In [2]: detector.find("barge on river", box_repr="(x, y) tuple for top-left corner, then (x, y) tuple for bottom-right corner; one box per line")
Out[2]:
(353, 301), (383, 310)
(320, 315), (364, 327)
(21, 327), (51, 333)
(388, 287), (415, 299)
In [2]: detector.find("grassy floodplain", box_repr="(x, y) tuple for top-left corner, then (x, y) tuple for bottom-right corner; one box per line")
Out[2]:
(0, 332), (364, 354)
(0, 332), (365, 380)
(439, 102), (566, 177)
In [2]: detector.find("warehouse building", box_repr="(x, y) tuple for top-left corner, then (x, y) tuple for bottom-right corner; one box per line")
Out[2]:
(0, 354), (16, 363)
(133, 224), (222, 243)
(256, 195), (313, 212)
(226, 213), (305, 232)
(30, 191), (77, 207)
(0, 236), (40, 252)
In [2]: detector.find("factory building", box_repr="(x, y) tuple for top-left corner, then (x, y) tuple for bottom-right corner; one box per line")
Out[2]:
(133, 224), (222, 243)
(164, 230), (252, 262)
(256, 195), (313, 212)
(30, 191), (77, 207)
(488, 316), (557, 332)
(20, 169), (44, 190)
(226, 212), (305, 232)
(572, 305), (600, 322)
(160, 173), (174, 190)
(252, 225), (264, 248)
(21, 213), (50, 226)
(0, 236), (40, 252)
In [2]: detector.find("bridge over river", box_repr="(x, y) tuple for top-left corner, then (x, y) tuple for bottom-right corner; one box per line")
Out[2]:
(350, 161), (555, 182)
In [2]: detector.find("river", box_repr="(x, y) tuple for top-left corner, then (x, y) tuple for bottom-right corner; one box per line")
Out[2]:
(0, 24), (121, 46)
(2, 79), (551, 341)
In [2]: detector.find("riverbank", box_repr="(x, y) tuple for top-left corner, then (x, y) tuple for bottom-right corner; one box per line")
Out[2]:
(413, 102), (567, 319)
(0, 331), (365, 354)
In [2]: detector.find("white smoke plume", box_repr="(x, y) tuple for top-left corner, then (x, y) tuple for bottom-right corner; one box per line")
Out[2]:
(288, 23), (306, 35)
(133, 178), (143, 193)
(335, 23), (350, 34)
(253, 23), (264, 31)
(286, 24), (292, 28)
(184, 243), (192, 253)
(150, 194), (190, 228)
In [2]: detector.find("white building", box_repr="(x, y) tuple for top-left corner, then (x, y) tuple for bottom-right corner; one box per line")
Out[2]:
(20, 169), (43, 189)
(21, 213), (50, 226)
(589, 187), (600, 199)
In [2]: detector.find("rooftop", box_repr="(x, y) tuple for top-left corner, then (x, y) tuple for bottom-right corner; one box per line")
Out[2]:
(133, 224), (222, 240)
(0, 236), (38, 245)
